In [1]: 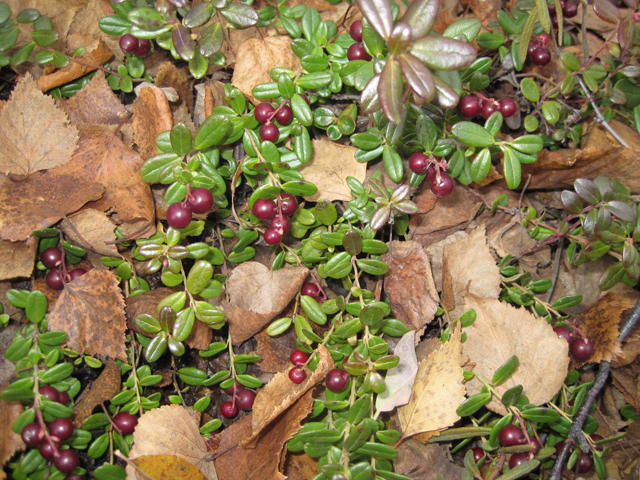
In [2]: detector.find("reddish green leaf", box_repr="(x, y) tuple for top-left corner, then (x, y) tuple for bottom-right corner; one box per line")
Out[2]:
(360, 74), (381, 113)
(401, 0), (440, 39)
(433, 76), (458, 108)
(378, 57), (404, 124)
(173, 24), (195, 61)
(399, 53), (435, 101)
(410, 36), (476, 71)
(593, 0), (620, 24)
(355, 0), (393, 39)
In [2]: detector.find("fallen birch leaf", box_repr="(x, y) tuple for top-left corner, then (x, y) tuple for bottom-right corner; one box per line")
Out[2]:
(394, 440), (464, 480)
(0, 398), (25, 479)
(72, 361), (121, 428)
(61, 209), (119, 257)
(133, 87), (174, 160)
(130, 455), (208, 480)
(375, 330), (419, 413)
(0, 237), (37, 281)
(63, 71), (129, 127)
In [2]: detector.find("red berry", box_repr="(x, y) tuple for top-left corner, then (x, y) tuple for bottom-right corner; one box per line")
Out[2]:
(134, 38), (151, 56)
(498, 425), (525, 447)
(537, 33), (549, 45)
(431, 173), (455, 197)
(590, 434), (604, 452)
(499, 98), (517, 118)
(255, 103), (275, 124)
(290, 350), (308, 366)
(259, 123), (279, 142)
(481, 100), (498, 120)
(39, 439), (58, 460)
(236, 389), (256, 411)
(563, 1), (578, 17)
(349, 20), (363, 42)
(425, 164), (437, 183)
(458, 95), (481, 118)
(289, 367), (307, 384)
(54, 449), (78, 474)
(223, 380), (243, 395)
(552, 14), (559, 27)
(46, 270), (64, 290)
(57, 390), (70, 405)
(554, 325), (575, 343)
(221, 401), (238, 418)
(166, 202), (192, 229)
(113, 411), (138, 435)
(548, 3), (556, 14)
(119, 34), (139, 54)
(252, 198), (277, 220)
(527, 41), (540, 59)
(326, 368), (349, 393)
(554, 441), (564, 455)
(570, 337), (594, 361)
(269, 215), (291, 234)
(299, 95), (310, 105)
(21, 423), (44, 447)
(50, 417), (74, 442)
(40, 385), (61, 403)
(68, 268), (86, 281)
(187, 188), (214, 214)
(531, 48), (551, 66)
(347, 43), (371, 61)
(263, 228), (282, 245)
(41, 247), (62, 269)
(509, 452), (530, 469)
(301, 282), (320, 299)
(279, 193), (298, 216)
(275, 105), (293, 125)
(576, 452), (593, 473)
(471, 447), (485, 463)
(409, 153), (431, 175)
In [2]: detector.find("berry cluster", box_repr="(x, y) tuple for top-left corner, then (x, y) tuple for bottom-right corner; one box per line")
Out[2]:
(458, 95), (518, 120)
(21, 417), (78, 475)
(549, 0), (579, 27)
(220, 380), (256, 418)
(118, 34), (151, 56)
(408, 153), (455, 197)
(527, 34), (551, 67)
(289, 350), (308, 384)
(41, 247), (86, 291)
(166, 187), (214, 230)
(347, 21), (371, 61)
(553, 325), (595, 361)
(251, 193), (298, 245)
(255, 101), (295, 142)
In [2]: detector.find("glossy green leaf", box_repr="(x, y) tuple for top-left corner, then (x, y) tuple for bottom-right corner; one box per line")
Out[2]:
(503, 147), (522, 189)
(220, 3), (258, 28)
(355, 0), (393, 39)
(492, 355), (519, 385)
(402, 0), (439, 39)
(194, 114), (232, 150)
(451, 122), (494, 147)
(410, 36), (476, 71)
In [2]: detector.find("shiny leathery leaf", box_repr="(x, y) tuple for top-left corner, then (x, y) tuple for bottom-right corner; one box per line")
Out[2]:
(199, 22), (224, 57)
(41, 362), (73, 383)
(323, 252), (353, 278)
(128, 8), (165, 29)
(184, 3), (214, 28)
(356, 0), (393, 39)
(173, 308), (195, 342)
(470, 148), (491, 183)
(402, 0), (439, 39)
(173, 24), (195, 61)
(428, 426), (492, 442)
(301, 295), (328, 325)
(360, 74), (381, 113)
(510, 135), (543, 153)
(456, 392), (491, 416)
(99, 15), (132, 35)
(605, 201), (637, 223)
(186, 260), (214, 295)
(492, 355), (519, 385)
(220, 2), (258, 28)
(501, 385), (523, 409)
(356, 258), (389, 275)
(178, 367), (208, 385)
(561, 190), (584, 214)
(382, 145), (403, 182)
(593, 0), (620, 23)
(410, 36), (476, 71)
(495, 460), (539, 480)
(574, 178), (602, 205)
(520, 406), (560, 423)
(503, 147), (521, 189)
(170, 123), (193, 155)
(195, 114), (232, 150)
(355, 442), (398, 460)
(379, 57), (404, 124)
(452, 122), (494, 147)
(399, 53), (435, 101)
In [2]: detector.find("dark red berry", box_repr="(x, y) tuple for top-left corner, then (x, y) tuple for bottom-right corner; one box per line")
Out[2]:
(40, 385), (61, 403)
(275, 105), (293, 125)
(554, 441), (564, 455)
(590, 434), (604, 452)
(458, 95), (482, 118)
(554, 325), (575, 343)
(49, 417), (74, 442)
(527, 41), (540, 59)
(531, 48), (551, 66)
(57, 391), (70, 405)
(113, 411), (138, 435)
(255, 103), (275, 124)
(119, 34), (139, 54)
(54, 449), (78, 474)
(134, 38), (151, 56)
(409, 153), (431, 175)
(537, 33), (549, 45)
(279, 193), (298, 216)
(269, 215), (290, 234)
(563, 1), (578, 17)
(499, 98), (517, 118)
(259, 123), (279, 142)
(46, 270), (64, 290)
(576, 452), (593, 473)
(301, 282), (320, 299)
(498, 425), (525, 447)
(290, 350), (308, 366)
(39, 439), (58, 460)
(431, 173), (455, 197)
(65, 476), (86, 480)
(349, 20), (363, 42)
(221, 401), (239, 418)
(223, 380), (243, 395)
(263, 228), (282, 245)
(252, 198), (277, 220)
(552, 14), (559, 27)
(68, 268), (86, 281)
(21, 423), (44, 447)
(509, 452), (530, 469)
(326, 368), (349, 393)
(187, 188), (214, 214)
(425, 164), (437, 183)
(41, 247), (62, 269)
(481, 100), (498, 120)
(471, 447), (485, 463)
(299, 95), (310, 105)
(548, 3), (556, 14)
(570, 337), (594, 361)
(289, 367), (307, 384)
(347, 43), (371, 61)
(236, 389), (256, 410)
(530, 438), (542, 454)
(166, 202), (192, 229)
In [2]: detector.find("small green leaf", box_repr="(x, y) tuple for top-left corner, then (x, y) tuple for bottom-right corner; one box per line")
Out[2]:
(456, 392), (492, 416)
(452, 122), (495, 147)
(492, 355), (519, 385)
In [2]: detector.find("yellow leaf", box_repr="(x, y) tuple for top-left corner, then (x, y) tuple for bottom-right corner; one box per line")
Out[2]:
(131, 455), (208, 480)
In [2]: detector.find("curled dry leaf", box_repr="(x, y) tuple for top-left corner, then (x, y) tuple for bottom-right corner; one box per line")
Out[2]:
(441, 226), (501, 319)
(462, 295), (570, 415)
(255, 328), (300, 373)
(0, 74), (78, 178)
(298, 139), (367, 202)
(0, 399), (25, 478)
(47, 269), (128, 361)
(61, 209), (119, 257)
(128, 405), (218, 480)
(375, 330), (419, 413)
(383, 240), (439, 333)
(133, 87), (174, 160)
(129, 455), (208, 480)
(397, 328), (465, 442)
(0, 237), (37, 281)
(72, 361), (121, 428)
(394, 439), (464, 480)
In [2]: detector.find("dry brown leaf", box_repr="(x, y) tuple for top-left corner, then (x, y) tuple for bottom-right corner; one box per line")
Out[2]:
(215, 390), (314, 480)
(613, 322), (640, 368)
(610, 361), (640, 408)
(376, 331), (419, 413)
(128, 405), (218, 480)
(0, 237), (37, 281)
(383, 240), (439, 333)
(283, 451), (320, 480)
(242, 344), (333, 446)
(156, 62), (194, 114)
(0, 398), (25, 478)
(0, 324), (19, 386)
(255, 328), (299, 373)
(61, 209), (119, 257)
(394, 440), (464, 480)
(231, 37), (303, 106)
(462, 295), (570, 415)
(441, 226), (501, 319)
(298, 139), (366, 202)
(63, 71), (129, 127)
(66, 0), (121, 61)
(129, 455), (208, 480)
(133, 87), (174, 160)
(71, 361), (121, 428)
(397, 329), (465, 441)
(47, 269), (128, 361)
(0, 74), (78, 178)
